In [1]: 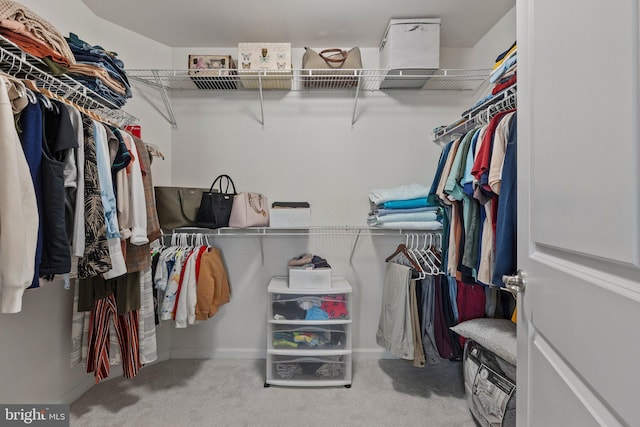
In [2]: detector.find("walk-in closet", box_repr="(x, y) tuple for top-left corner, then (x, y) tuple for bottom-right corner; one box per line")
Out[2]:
(1, 0), (638, 426)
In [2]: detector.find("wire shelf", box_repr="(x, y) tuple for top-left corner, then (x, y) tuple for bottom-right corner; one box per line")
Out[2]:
(126, 68), (490, 92)
(0, 35), (138, 127)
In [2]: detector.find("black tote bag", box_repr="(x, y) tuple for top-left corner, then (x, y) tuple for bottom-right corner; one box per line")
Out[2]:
(196, 174), (237, 228)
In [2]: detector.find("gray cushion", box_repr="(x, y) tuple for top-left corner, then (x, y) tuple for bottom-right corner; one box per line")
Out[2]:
(450, 318), (517, 365)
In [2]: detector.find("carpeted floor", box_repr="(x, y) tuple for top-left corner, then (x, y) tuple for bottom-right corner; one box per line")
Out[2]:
(70, 358), (475, 427)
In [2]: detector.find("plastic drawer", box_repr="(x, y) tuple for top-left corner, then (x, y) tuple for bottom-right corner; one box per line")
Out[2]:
(270, 293), (350, 322)
(270, 324), (348, 351)
(267, 354), (352, 385)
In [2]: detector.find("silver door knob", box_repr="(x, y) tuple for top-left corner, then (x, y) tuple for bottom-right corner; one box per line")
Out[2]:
(502, 269), (526, 293)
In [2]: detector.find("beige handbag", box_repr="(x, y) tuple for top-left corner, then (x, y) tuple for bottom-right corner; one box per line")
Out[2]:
(228, 192), (269, 228)
(301, 47), (362, 88)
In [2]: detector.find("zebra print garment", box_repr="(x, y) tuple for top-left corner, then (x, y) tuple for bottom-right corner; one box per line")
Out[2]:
(77, 116), (112, 279)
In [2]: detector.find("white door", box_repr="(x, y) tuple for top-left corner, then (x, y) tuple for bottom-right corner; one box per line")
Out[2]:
(516, 0), (640, 425)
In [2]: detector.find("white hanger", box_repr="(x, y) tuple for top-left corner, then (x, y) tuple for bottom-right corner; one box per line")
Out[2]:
(415, 234), (436, 275)
(421, 233), (440, 276)
(25, 88), (36, 104)
(408, 234), (429, 279)
(38, 93), (53, 110)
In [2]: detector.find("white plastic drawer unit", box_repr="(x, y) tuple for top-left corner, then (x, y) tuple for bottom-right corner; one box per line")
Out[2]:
(266, 354), (352, 387)
(270, 324), (349, 351)
(266, 276), (353, 387)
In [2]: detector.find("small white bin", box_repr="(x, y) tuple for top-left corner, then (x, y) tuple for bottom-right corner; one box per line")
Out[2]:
(270, 208), (311, 228)
(288, 268), (332, 289)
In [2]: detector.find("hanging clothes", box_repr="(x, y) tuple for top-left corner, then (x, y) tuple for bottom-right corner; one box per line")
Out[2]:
(138, 268), (158, 364)
(195, 246), (230, 321)
(119, 130), (148, 246)
(418, 275), (441, 365)
(427, 96), (517, 323)
(153, 239), (230, 327)
(77, 115), (112, 279)
(492, 115), (518, 287)
(0, 75), (38, 313)
(123, 135), (161, 274)
(39, 98), (76, 277)
(67, 104), (86, 259)
(17, 95), (44, 289)
(85, 293), (141, 384)
(376, 262), (414, 360)
(92, 120), (126, 280)
(408, 279), (426, 367)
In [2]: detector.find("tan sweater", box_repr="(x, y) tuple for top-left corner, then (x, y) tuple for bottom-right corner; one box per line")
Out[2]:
(195, 247), (230, 320)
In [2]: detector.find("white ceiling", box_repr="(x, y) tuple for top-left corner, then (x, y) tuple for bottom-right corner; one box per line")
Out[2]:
(81, 0), (515, 49)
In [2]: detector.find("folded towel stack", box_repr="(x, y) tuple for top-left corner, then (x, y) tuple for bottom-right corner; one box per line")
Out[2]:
(367, 183), (442, 230)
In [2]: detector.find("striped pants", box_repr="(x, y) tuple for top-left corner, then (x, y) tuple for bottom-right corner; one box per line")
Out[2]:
(86, 294), (141, 383)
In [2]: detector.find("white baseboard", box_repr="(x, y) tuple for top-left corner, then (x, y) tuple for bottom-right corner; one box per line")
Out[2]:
(56, 376), (95, 405)
(169, 348), (395, 360)
(156, 349), (171, 362)
(55, 365), (123, 405)
(170, 348), (267, 359)
(352, 348), (397, 360)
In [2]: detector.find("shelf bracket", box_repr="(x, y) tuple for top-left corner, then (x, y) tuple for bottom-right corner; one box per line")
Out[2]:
(351, 71), (363, 127)
(152, 70), (178, 129)
(348, 229), (362, 266)
(258, 233), (265, 265)
(258, 74), (265, 128)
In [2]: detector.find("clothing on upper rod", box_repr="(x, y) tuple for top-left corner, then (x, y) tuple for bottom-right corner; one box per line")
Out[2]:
(428, 111), (517, 320)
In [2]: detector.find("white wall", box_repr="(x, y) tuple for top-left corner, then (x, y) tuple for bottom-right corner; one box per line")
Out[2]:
(0, 1), (516, 404)
(0, 0), (172, 405)
(467, 6), (517, 69)
(164, 11), (516, 361)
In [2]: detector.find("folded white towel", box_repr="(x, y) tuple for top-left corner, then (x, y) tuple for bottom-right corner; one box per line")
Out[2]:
(368, 211), (439, 225)
(372, 221), (442, 230)
(369, 183), (430, 205)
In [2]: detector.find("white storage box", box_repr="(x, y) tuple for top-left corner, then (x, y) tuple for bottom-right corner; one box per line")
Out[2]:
(289, 267), (332, 289)
(188, 54), (237, 89)
(270, 208), (311, 228)
(188, 55), (235, 76)
(237, 43), (292, 89)
(379, 18), (441, 70)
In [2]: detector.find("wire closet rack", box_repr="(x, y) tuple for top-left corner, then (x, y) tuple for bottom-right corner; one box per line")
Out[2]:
(126, 68), (491, 129)
(432, 83), (517, 144)
(162, 226), (443, 266)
